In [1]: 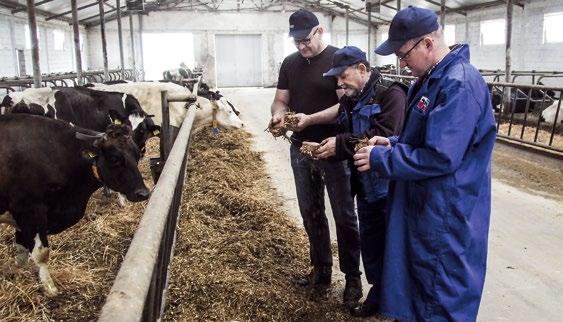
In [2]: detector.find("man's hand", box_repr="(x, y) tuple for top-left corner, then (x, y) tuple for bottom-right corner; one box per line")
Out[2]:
(269, 112), (285, 129)
(292, 113), (310, 132)
(314, 137), (336, 159)
(353, 146), (375, 172)
(369, 136), (391, 147)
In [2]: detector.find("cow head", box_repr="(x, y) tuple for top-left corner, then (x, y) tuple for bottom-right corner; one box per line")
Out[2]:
(76, 124), (150, 202)
(132, 116), (161, 156)
(215, 99), (243, 128)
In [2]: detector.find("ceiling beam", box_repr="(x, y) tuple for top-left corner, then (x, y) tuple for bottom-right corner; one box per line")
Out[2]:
(424, 0), (466, 16)
(0, 0), (73, 23)
(454, 0), (524, 13)
(46, 1), (100, 21)
(12, 0), (54, 14)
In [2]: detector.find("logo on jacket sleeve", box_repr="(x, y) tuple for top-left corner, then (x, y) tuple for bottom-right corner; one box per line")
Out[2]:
(416, 96), (430, 113)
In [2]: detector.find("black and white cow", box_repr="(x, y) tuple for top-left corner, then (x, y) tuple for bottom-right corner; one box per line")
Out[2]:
(163, 68), (192, 82)
(489, 85), (555, 113)
(89, 82), (243, 130)
(1, 87), (160, 156)
(0, 114), (149, 296)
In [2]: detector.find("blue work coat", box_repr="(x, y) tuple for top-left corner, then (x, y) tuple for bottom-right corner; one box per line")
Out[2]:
(368, 44), (497, 321)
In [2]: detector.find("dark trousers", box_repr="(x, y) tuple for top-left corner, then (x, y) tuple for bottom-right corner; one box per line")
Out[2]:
(356, 196), (387, 303)
(290, 145), (361, 276)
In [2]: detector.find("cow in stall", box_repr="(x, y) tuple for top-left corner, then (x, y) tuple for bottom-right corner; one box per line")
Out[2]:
(489, 85), (555, 114)
(541, 101), (563, 124)
(0, 115), (149, 296)
(88, 82), (244, 131)
(1, 87), (161, 156)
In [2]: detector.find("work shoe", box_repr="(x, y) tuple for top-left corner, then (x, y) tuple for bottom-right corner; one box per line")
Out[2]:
(343, 275), (362, 308)
(295, 266), (332, 287)
(350, 301), (378, 317)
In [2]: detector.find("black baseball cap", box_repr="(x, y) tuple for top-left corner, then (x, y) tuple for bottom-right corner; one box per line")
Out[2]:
(375, 6), (439, 56)
(289, 9), (319, 40)
(323, 46), (366, 77)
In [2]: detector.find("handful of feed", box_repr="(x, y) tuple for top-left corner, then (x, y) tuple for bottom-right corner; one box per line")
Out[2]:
(300, 142), (321, 158)
(354, 137), (370, 152)
(266, 112), (300, 138)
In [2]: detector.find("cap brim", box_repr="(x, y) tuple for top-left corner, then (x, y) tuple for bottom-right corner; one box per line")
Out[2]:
(289, 28), (313, 40)
(374, 38), (406, 56)
(323, 66), (347, 77)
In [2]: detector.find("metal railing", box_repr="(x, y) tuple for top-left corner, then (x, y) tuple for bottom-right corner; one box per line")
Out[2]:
(98, 80), (201, 322)
(381, 74), (563, 153)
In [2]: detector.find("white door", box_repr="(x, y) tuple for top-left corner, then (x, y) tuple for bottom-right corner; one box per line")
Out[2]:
(215, 34), (262, 87)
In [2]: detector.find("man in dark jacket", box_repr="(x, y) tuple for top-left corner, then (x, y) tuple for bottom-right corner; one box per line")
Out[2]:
(301, 46), (407, 317)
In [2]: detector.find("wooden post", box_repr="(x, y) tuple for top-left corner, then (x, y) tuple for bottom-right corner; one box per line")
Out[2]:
(71, 0), (83, 85)
(117, 0), (125, 79)
(26, 0), (41, 88)
(129, 11), (137, 81)
(99, 0), (109, 81)
(503, 0), (513, 115)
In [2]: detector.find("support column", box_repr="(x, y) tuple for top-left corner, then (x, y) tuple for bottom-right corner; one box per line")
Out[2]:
(26, 0), (41, 88)
(345, 7), (349, 46)
(117, 0), (125, 79)
(138, 14), (145, 80)
(440, 0), (446, 28)
(129, 11), (137, 81)
(503, 0), (513, 114)
(396, 0), (401, 75)
(71, 0), (83, 85)
(99, 0), (109, 81)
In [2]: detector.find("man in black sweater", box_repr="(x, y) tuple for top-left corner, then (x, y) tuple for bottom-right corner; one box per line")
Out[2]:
(302, 46), (407, 317)
(269, 9), (362, 307)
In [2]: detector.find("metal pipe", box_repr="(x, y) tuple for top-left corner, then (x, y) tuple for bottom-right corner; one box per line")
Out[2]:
(345, 7), (349, 45)
(396, 0), (401, 75)
(138, 14), (145, 79)
(116, 0), (125, 79)
(440, 0), (446, 28)
(129, 11), (137, 81)
(26, 0), (41, 88)
(98, 106), (197, 322)
(98, 0), (109, 81)
(367, 7), (371, 63)
(71, 0), (83, 85)
(503, 0), (513, 115)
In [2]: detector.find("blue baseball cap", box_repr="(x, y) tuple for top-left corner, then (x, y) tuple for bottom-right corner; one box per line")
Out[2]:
(375, 6), (439, 56)
(323, 46), (366, 77)
(289, 9), (319, 40)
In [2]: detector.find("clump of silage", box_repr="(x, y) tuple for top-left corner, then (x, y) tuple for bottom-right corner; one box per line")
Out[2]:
(0, 138), (158, 321)
(266, 111), (300, 140)
(164, 128), (367, 321)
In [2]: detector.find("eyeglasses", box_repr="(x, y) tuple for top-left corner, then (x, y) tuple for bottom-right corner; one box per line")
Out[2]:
(294, 29), (319, 46)
(397, 38), (424, 60)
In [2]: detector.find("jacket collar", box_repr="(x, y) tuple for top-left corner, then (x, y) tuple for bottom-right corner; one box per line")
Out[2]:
(427, 43), (469, 80)
(356, 69), (382, 102)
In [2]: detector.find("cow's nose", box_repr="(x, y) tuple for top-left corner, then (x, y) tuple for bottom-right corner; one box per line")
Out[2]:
(135, 188), (150, 200)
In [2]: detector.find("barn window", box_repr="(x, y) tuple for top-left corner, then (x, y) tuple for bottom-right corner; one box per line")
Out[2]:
(543, 12), (563, 43)
(480, 19), (505, 45)
(53, 30), (65, 50)
(444, 24), (455, 46)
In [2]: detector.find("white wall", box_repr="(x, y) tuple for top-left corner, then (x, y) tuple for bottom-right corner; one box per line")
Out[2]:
(0, 8), (89, 78)
(86, 9), (375, 87)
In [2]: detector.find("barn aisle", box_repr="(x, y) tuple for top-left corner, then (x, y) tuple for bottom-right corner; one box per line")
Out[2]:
(221, 87), (563, 322)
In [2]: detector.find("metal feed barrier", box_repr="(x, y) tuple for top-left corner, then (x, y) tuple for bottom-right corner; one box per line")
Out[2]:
(381, 74), (562, 154)
(0, 68), (143, 93)
(98, 80), (201, 322)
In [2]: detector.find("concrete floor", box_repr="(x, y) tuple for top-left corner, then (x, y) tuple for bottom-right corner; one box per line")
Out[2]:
(221, 87), (563, 321)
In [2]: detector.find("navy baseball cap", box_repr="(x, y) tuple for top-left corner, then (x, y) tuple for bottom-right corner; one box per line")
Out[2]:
(375, 6), (439, 56)
(323, 46), (366, 77)
(289, 9), (319, 40)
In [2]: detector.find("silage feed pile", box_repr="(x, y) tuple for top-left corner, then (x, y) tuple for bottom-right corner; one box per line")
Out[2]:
(164, 128), (356, 321)
(0, 138), (158, 321)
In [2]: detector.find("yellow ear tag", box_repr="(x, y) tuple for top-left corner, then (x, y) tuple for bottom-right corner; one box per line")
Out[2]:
(114, 119), (122, 125)
(87, 151), (96, 159)
(212, 120), (218, 128)
(153, 129), (160, 136)
(91, 164), (101, 181)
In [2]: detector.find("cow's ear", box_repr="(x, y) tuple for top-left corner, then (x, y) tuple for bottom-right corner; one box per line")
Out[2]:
(76, 131), (105, 148)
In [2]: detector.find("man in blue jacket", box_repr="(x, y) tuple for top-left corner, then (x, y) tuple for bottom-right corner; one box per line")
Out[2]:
(353, 6), (497, 322)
